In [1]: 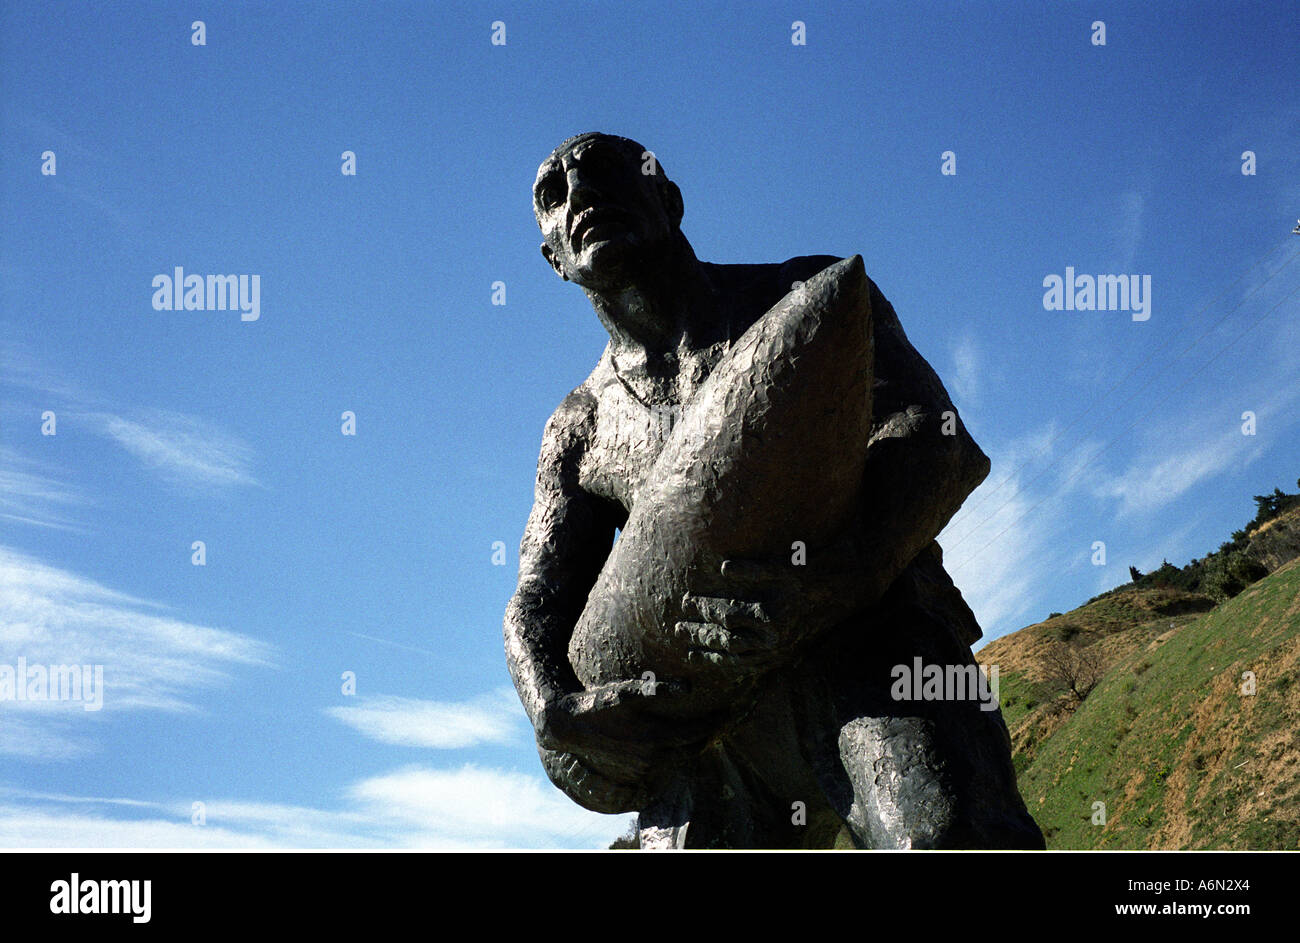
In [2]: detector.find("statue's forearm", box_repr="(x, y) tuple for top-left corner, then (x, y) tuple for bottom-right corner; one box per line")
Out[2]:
(845, 410), (990, 611)
(504, 428), (614, 730)
(503, 582), (583, 728)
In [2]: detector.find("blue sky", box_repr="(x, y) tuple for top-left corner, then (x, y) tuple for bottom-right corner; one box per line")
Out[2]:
(0, 0), (1296, 848)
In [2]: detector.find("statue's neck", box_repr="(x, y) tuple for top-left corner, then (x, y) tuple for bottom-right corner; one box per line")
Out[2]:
(585, 237), (716, 365)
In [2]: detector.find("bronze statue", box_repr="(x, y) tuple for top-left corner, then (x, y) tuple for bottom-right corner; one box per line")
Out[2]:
(504, 132), (1043, 849)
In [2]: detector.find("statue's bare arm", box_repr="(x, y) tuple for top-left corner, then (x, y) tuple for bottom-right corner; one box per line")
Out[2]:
(503, 392), (607, 732)
(504, 390), (719, 793)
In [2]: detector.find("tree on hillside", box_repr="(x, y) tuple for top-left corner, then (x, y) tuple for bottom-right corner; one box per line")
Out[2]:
(1039, 640), (1105, 708)
(609, 820), (640, 849)
(1251, 486), (1300, 528)
(1253, 489), (1285, 522)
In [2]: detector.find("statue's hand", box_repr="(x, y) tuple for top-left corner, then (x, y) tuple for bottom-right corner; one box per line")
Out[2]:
(536, 680), (728, 814)
(538, 745), (652, 814)
(677, 542), (867, 676)
(537, 679), (720, 760)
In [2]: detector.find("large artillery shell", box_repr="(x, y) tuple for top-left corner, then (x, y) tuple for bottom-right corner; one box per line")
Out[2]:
(569, 255), (875, 718)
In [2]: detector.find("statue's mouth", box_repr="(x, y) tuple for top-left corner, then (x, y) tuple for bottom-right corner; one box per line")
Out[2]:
(572, 209), (630, 249)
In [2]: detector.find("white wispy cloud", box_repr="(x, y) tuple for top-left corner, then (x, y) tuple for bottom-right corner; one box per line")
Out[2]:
(941, 423), (1096, 639)
(1091, 426), (1267, 519)
(3, 343), (259, 494)
(0, 804), (288, 849)
(0, 449), (89, 532)
(86, 409), (258, 489)
(948, 334), (981, 408)
(0, 685), (628, 847)
(1087, 301), (1300, 519)
(0, 544), (273, 759)
(0, 340), (88, 403)
(950, 251), (1299, 643)
(326, 688), (526, 749)
(1113, 189), (1145, 272)
(345, 765), (629, 848)
(0, 766), (632, 849)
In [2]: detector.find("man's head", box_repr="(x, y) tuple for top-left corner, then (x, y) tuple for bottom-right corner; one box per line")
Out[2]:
(534, 133), (684, 291)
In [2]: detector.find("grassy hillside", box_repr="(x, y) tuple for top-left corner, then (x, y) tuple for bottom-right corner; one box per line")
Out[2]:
(993, 554), (1300, 849)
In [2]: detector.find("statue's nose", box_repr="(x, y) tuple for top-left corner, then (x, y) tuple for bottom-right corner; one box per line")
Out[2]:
(567, 167), (602, 213)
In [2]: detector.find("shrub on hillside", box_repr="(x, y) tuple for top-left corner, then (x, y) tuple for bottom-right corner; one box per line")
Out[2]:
(1201, 549), (1269, 601)
(1052, 622), (1081, 642)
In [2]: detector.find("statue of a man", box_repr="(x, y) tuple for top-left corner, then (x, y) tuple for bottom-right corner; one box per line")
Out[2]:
(504, 132), (1044, 849)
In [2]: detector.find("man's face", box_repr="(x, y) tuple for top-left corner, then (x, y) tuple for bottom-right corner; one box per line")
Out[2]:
(534, 135), (680, 289)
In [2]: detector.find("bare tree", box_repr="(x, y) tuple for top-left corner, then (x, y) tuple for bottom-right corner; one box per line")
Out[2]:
(1038, 640), (1105, 707)
(608, 820), (640, 850)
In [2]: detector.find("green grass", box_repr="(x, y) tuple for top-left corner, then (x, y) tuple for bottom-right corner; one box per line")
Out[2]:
(1013, 560), (1300, 849)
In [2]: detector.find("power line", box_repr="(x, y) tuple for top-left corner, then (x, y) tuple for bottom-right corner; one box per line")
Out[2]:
(948, 239), (1299, 534)
(947, 280), (1300, 574)
(943, 243), (1300, 555)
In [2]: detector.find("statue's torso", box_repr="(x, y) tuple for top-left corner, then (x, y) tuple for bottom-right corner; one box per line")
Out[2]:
(574, 260), (793, 517)
(562, 260), (984, 655)
(577, 351), (710, 515)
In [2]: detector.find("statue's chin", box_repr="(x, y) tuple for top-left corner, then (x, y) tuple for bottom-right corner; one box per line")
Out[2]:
(572, 235), (662, 290)
(574, 242), (630, 282)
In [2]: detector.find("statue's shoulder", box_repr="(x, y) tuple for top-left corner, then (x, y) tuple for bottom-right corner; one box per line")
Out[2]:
(776, 254), (846, 287)
(541, 350), (610, 450)
(704, 255), (857, 327)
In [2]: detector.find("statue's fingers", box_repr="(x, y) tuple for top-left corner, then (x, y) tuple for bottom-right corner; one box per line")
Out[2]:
(680, 593), (739, 624)
(676, 620), (769, 654)
(686, 649), (772, 680)
(675, 620), (728, 651)
(615, 676), (690, 698)
(686, 643), (778, 669)
(605, 677), (679, 697)
(680, 594), (770, 630)
(720, 558), (787, 587)
(687, 648), (737, 668)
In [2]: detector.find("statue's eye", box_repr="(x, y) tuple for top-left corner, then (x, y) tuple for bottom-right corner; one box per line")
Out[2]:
(578, 145), (617, 175)
(537, 177), (564, 210)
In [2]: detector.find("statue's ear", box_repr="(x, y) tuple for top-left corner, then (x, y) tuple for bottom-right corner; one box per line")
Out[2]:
(540, 242), (569, 281)
(663, 180), (684, 228)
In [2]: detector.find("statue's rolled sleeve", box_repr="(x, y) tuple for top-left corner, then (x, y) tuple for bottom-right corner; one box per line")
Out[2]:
(844, 281), (991, 611)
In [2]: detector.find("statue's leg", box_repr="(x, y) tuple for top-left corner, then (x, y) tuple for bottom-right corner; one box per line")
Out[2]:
(794, 574), (1045, 849)
(635, 746), (796, 849)
(636, 772), (693, 850)
(637, 749), (768, 849)
(636, 673), (848, 849)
